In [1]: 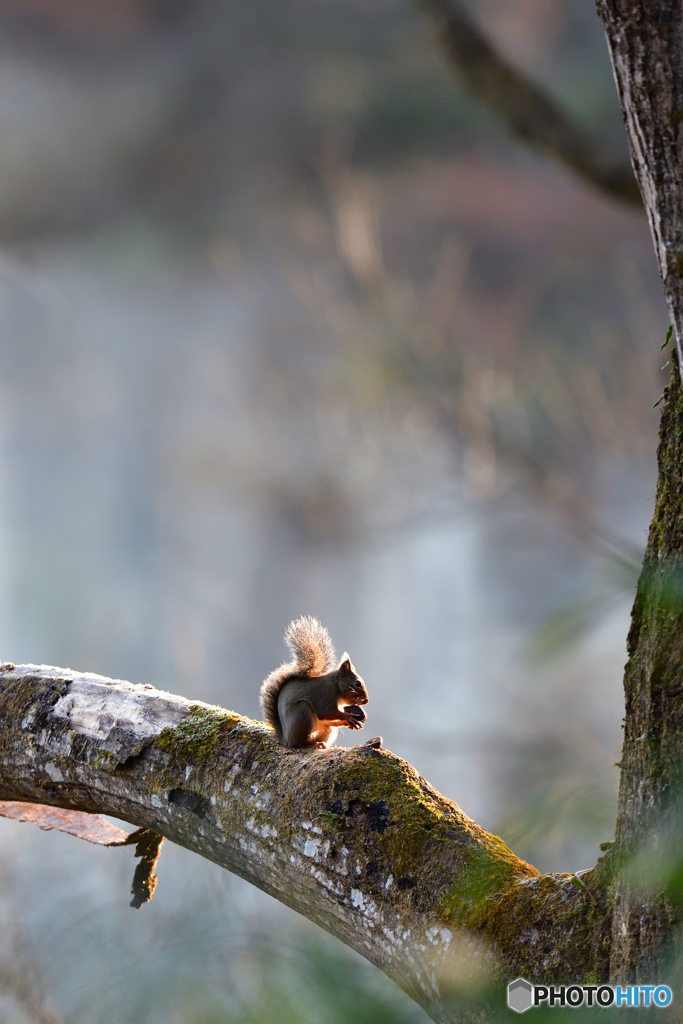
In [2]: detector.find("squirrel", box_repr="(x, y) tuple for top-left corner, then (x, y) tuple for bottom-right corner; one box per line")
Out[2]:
(260, 616), (382, 750)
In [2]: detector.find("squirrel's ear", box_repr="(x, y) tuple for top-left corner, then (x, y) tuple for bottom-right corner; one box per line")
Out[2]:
(339, 654), (353, 675)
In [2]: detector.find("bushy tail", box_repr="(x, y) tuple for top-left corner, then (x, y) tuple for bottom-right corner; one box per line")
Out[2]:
(260, 616), (336, 736)
(284, 615), (336, 677)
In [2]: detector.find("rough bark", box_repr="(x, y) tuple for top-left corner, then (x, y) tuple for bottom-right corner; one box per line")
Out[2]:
(0, 664), (606, 1024)
(595, 3), (683, 365)
(594, 1), (683, 984)
(606, 356), (683, 984)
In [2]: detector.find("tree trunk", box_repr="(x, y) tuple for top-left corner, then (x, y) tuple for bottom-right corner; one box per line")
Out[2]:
(607, 355), (683, 984)
(594, 0), (683, 984)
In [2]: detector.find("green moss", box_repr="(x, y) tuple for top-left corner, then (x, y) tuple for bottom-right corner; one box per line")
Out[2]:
(646, 357), (683, 560)
(604, 355), (683, 975)
(155, 705), (238, 764)
(300, 749), (538, 907)
(152, 705), (271, 790)
(477, 873), (601, 982)
(439, 841), (531, 929)
(92, 747), (121, 772)
(326, 754), (449, 878)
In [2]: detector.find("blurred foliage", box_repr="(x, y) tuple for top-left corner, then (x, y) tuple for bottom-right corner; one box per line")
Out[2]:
(527, 557), (641, 660)
(497, 757), (616, 868)
(177, 936), (427, 1024)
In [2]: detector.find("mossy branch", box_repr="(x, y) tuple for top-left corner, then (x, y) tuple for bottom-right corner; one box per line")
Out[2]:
(0, 664), (607, 1023)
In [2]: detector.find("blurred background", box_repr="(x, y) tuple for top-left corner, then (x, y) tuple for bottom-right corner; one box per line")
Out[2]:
(0, 0), (668, 1021)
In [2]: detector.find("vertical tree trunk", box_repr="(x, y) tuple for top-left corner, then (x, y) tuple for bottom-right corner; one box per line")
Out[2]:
(595, 4), (683, 366)
(612, 359), (683, 981)
(595, 1), (683, 983)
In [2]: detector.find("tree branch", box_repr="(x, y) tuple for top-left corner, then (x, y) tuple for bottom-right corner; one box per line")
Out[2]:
(0, 664), (608, 1022)
(416, 0), (641, 207)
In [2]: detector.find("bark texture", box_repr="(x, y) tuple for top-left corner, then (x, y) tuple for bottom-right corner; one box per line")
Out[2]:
(0, 664), (605, 1023)
(609, 357), (683, 982)
(596, 2), (683, 363)
(595, 0), (683, 984)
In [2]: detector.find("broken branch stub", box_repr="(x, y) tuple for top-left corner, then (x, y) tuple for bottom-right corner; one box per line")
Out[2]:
(0, 664), (605, 1023)
(129, 830), (165, 909)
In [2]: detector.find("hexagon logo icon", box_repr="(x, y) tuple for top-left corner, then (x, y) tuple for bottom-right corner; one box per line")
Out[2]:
(508, 978), (533, 1013)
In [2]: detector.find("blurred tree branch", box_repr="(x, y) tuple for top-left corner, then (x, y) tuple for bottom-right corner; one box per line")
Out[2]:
(0, 965), (64, 1024)
(295, 174), (648, 576)
(417, 0), (641, 206)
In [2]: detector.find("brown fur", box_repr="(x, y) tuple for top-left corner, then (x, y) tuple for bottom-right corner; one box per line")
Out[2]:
(260, 616), (336, 737)
(260, 616), (368, 747)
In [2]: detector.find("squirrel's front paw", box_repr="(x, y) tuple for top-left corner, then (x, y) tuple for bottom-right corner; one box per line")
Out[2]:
(343, 705), (365, 730)
(343, 705), (366, 722)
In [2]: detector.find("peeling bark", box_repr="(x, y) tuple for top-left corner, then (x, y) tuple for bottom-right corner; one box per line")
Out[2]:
(0, 664), (606, 1023)
(0, 800), (135, 844)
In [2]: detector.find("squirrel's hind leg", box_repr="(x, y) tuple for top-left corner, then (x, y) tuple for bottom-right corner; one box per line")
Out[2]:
(281, 704), (316, 748)
(312, 724), (337, 749)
